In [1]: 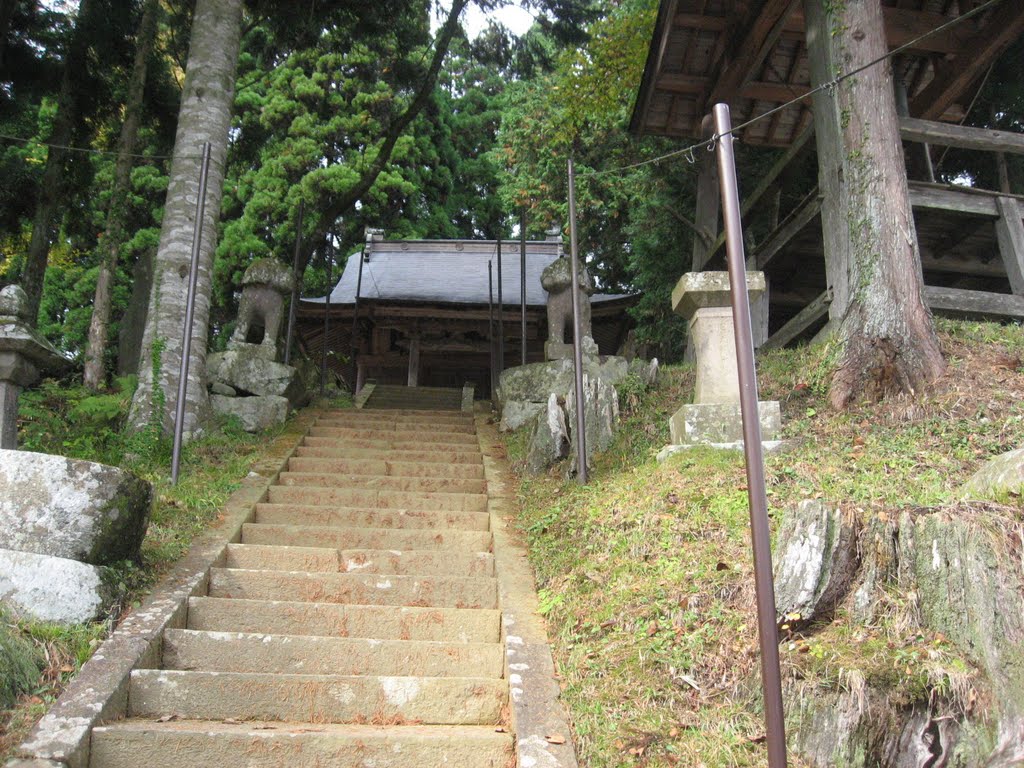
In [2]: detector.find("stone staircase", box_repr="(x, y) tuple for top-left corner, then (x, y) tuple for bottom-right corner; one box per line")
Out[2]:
(89, 408), (513, 767)
(362, 384), (465, 411)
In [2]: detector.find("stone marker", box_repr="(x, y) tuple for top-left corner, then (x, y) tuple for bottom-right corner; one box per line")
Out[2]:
(667, 271), (781, 447)
(541, 256), (595, 361)
(0, 450), (152, 565)
(0, 548), (114, 624)
(0, 285), (71, 448)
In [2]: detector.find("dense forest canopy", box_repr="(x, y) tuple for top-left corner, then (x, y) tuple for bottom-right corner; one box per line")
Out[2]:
(0, 0), (1019, 391)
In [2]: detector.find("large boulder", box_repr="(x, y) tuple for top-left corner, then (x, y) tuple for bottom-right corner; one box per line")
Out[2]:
(207, 347), (308, 406)
(211, 394), (289, 432)
(0, 450), (151, 565)
(0, 548), (114, 624)
(773, 499), (860, 625)
(526, 394), (570, 475)
(962, 447), (1024, 499)
(566, 373), (620, 471)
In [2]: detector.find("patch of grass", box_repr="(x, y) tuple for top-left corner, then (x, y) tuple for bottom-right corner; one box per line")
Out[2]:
(505, 320), (1024, 767)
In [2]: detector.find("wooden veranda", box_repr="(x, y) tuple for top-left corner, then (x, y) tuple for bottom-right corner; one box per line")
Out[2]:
(631, 0), (1024, 346)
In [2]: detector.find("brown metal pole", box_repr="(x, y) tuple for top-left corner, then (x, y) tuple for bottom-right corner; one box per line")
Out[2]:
(567, 157), (588, 484)
(520, 208), (527, 366)
(320, 234), (333, 398)
(171, 141), (211, 485)
(712, 103), (787, 767)
(488, 260), (496, 399)
(284, 201), (303, 366)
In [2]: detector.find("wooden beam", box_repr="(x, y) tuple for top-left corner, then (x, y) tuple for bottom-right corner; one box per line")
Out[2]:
(911, 2), (1024, 121)
(655, 73), (707, 95)
(882, 7), (971, 55)
(763, 289), (832, 350)
(909, 184), (1000, 217)
(692, 150), (720, 272)
(899, 117), (1024, 155)
(672, 13), (728, 32)
(924, 285), (1024, 320)
(741, 127), (814, 218)
(920, 253), (1007, 279)
(753, 193), (822, 270)
(740, 81), (810, 102)
(995, 196), (1024, 294)
(707, 0), (800, 107)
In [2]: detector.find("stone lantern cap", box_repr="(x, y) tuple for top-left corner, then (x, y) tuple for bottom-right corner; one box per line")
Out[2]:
(671, 270), (765, 320)
(0, 285), (70, 384)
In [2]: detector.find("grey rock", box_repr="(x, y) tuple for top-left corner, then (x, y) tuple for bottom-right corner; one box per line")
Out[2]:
(0, 548), (114, 624)
(0, 450), (151, 565)
(208, 349), (308, 406)
(210, 381), (236, 397)
(628, 356), (659, 387)
(962, 446), (1024, 499)
(497, 354), (629, 412)
(500, 400), (544, 432)
(240, 257), (294, 291)
(773, 499), (860, 624)
(670, 270), (765, 319)
(0, 285), (31, 321)
(211, 394), (289, 432)
(526, 394), (569, 475)
(566, 373), (619, 471)
(669, 401), (781, 445)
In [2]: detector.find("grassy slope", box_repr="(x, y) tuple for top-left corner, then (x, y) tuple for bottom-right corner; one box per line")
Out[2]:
(505, 319), (1024, 767)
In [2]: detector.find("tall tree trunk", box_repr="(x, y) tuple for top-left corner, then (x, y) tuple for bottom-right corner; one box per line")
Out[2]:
(83, 0), (160, 390)
(128, 0), (243, 437)
(0, 0), (20, 74)
(21, 0), (94, 324)
(803, 0), (944, 408)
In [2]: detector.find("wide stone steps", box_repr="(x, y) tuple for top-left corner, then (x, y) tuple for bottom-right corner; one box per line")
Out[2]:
(185, 597), (501, 642)
(253, 503), (491, 531)
(91, 408), (507, 768)
(162, 629), (504, 677)
(90, 721), (513, 768)
(225, 543), (494, 577)
(363, 386), (465, 412)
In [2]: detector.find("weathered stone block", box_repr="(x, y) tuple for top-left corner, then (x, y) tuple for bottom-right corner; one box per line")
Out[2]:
(566, 373), (620, 470)
(670, 270), (765, 319)
(526, 394), (569, 475)
(500, 401), (544, 432)
(669, 400), (781, 445)
(773, 500), (859, 624)
(0, 548), (114, 624)
(207, 349), (307, 406)
(0, 451), (151, 565)
(962, 446), (1024, 499)
(211, 394), (289, 432)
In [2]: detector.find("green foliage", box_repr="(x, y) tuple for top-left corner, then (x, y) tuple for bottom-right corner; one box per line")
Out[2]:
(0, 610), (43, 711)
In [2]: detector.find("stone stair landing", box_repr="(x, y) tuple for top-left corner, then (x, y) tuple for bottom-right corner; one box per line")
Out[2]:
(89, 408), (512, 767)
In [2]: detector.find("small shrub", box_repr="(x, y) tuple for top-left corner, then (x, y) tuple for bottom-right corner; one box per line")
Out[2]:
(0, 611), (42, 710)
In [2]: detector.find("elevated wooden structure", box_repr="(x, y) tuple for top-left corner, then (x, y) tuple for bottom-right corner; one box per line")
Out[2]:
(631, 0), (1024, 345)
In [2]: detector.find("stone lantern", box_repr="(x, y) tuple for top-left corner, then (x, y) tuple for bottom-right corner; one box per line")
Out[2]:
(0, 285), (70, 448)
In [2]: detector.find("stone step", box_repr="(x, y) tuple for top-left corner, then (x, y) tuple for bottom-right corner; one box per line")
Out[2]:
(308, 426), (478, 444)
(162, 629), (504, 677)
(241, 523), (492, 552)
(315, 418), (476, 435)
(285, 456), (485, 478)
(186, 598), (501, 642)
(277, 471), (487, 495)
(328, 405), (473, 419)
(128, 670), (507, 725)
(208, 568), (498, 609)
(225, 544), (495, 577)
(265, 486), (488, 513)
(317, 414), (474, 428)
(296, 444), (482, 464)
(90, 721), (514, 768)
(254, 503), (491, 531)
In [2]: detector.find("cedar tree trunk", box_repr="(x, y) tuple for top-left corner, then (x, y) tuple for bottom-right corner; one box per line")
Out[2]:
(128, 0), (243, 436)
(803, 0), (945, 408)
(83, 0), (159, 390)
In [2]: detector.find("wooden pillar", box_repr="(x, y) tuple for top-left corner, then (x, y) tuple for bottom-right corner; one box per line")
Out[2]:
(996, 197), (1024, 295)
(747, 255), (770, 348)
(355, 362), (366, 394)
(802, 0), (923, 323)
(894, 57), (935, 183)
(691, 151), (720, 272)
(407, 335), (420, 387)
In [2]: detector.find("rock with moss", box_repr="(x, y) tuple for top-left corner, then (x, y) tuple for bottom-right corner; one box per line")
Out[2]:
(211, 394), (289, 432)
(962, 446), (1024, 499)
(774, 499), (860, 625)
(526, 394), (569, 474)
(0, 450), (151, 565)
(207, 347), (308, 407)
(565, 372), (620, 472)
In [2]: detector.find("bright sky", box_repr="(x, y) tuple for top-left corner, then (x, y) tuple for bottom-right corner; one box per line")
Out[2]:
(436, 1), (537, 39)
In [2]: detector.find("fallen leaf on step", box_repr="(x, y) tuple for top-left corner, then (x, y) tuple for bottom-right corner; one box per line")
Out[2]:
(546, 733), (567, 745)
(252, 724), (276, 730)
(223, 718), (240, 724)
(155, 714), (178, 723)
(495, 727), (507, 733)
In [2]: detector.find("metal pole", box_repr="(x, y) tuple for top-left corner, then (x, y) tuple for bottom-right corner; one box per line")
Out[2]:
(497, 235), (504, 375)
(320, 233), (333, 397)
(488, 260), (496, 399)
(349, 239), (366, 394)
(567, 157), (588, 484)
(284, 201), (304, 365)
(520, 208), (527, 366)
(171, 141), (211, 485)
(712, 102), (787, 768)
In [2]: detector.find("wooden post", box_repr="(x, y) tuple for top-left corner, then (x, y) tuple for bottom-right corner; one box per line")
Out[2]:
(407, 335), (420, 387)
(995, 197), (1024, 295)
(893, 57), (935, 183)
(692, 150), (720, 272)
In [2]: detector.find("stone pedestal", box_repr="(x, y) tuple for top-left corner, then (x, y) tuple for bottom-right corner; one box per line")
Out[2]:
(544, 335), (598, 362)
(667, 271), (781, 449)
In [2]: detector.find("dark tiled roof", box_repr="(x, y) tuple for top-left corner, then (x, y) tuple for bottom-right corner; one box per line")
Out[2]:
(300, 239), (631, 307)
